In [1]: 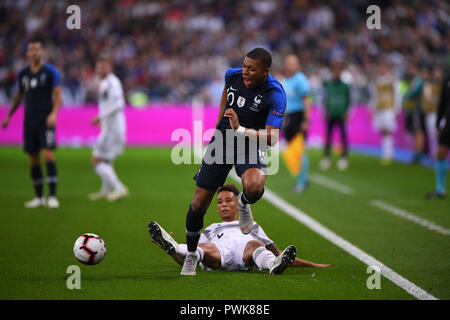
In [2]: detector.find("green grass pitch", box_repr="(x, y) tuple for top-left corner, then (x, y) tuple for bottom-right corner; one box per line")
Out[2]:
(0, 146), (449, 299)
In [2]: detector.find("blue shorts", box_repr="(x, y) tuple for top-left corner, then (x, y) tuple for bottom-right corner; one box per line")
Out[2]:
(193, 134), (267, 191)
(24, 120), (56, 154)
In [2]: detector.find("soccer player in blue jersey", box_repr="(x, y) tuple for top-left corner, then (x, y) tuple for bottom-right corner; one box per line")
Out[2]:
(281, 54), (311, 193)
(181, 48), (287, 275)
(1, 36), (62, 208)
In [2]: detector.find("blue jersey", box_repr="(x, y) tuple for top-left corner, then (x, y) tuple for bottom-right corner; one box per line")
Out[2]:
(17, 63), (61, 122)
(282, 72), (310, 114)
(217, 68), (286, 131)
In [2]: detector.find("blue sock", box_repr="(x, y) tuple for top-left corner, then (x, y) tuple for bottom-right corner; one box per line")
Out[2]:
(435, 159), (447, 193)
(296, 153), (309, 188)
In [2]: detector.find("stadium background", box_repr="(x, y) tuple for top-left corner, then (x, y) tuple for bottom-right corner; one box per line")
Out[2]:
(0, 0), (450, 301)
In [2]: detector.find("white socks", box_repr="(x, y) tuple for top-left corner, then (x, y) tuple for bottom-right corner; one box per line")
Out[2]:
(382, 135), (393, 160)
(94, 162), (124, 193)
(252, 246), (276, 270)
(94, 162), (111, 194)
(177, 244), (204, 261)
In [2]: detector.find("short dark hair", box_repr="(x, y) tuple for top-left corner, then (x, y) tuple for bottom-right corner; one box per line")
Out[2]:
(217, 184), (240, 197)
(28, 34), (44, 46)
(246, 47), (272, 69)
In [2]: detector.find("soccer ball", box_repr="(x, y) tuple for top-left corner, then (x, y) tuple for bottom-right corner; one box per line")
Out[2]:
(73, 233), (106, 265)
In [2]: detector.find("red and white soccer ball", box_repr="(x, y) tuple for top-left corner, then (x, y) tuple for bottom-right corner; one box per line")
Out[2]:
(73, 233), (106, 265)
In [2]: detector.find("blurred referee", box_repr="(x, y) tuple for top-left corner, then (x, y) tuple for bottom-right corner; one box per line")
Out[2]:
(427, 68), (450, 199)
(1, 36), (62, 208)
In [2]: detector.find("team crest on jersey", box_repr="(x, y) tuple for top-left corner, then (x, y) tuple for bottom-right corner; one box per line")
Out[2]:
(40, 73), (47, 85)
(251, 94), (262, 111)
(22, 76), (29, 91)
(30, 78), (38, 89)
(237, 96), (246, 108)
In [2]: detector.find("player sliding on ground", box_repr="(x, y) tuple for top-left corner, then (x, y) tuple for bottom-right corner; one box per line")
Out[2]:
(182, 48), (287, 275)
(149, 185), (330, 274)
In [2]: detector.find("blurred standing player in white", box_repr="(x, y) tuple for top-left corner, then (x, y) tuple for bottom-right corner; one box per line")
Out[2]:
(1, 36), (62, 208)
(369, 60), (401, 165)
(281, 54), (311, 192)
(89, 54), (129, 202)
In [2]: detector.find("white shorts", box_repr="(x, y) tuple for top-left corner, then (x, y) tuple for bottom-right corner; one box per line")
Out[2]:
(93, 129), (125, 161)
(204, 234), (256, 271)
(374, 109), (397, 132)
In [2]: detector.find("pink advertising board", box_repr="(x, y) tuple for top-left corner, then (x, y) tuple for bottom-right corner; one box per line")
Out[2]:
(0, 104), (412, 149)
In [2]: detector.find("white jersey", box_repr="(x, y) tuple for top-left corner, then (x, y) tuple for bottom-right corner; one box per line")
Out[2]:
(93, 73), (126, 161)
(198, 221), (273, 271)
(98, 73), (126, 131)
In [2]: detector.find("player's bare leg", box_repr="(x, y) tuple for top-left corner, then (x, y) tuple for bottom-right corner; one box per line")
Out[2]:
(197, 243), (221, 270)
(243, 240), (266, 267)
(238, 168), (265, 234)
(182, 186), (216, 275)
(25, 152), (45, 208)
(43, 148), (59, 208)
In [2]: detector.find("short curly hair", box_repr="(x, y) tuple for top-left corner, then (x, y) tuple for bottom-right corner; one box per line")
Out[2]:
(246, 47), (272, 69)
(217, 184), (240, 197)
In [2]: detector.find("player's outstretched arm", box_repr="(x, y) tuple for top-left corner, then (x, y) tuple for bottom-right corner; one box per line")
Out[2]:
(266, 243), (330, 268)
(2, 91), (23, 129)
(291, 258), (330, 268)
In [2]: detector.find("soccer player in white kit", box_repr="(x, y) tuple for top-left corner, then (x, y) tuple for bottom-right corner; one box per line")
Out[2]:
(149, 185), (330, 274)
(369, 60), (401, 165)
(89, 54), (128, 201)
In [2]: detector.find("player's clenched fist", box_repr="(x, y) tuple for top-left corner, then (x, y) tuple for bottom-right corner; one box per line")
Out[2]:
(224, 108), (240, 131)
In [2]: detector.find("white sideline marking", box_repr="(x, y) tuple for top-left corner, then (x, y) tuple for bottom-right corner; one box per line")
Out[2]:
(228, 170), (438, 300)
(370, 200), (450, 236)
(309, 173), (355, 195)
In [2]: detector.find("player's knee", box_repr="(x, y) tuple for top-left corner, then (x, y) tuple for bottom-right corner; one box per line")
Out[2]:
(244, 184), (264, 202)
(28, 153), (40, 166)
(91, 157), (101, 167)
(190, 199), (209, 214)
(42, 149), (55, 163)
(243, 240), (264, 265)
(191, 188), (214, 213)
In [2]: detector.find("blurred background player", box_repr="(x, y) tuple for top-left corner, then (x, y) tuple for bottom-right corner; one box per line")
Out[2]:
(423, 67), (443, 159)
(1, 36), (61, 208)
(402, 63), (426, 164)
(319, 62), (350, 171)
(281, 54), (311, 193)
(149, 184), (330, 274)
(426, 69), (450, 199)
(89, 54), (129, 202)
(369, 59), (401, 165)
(182, 48), (286, 276)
